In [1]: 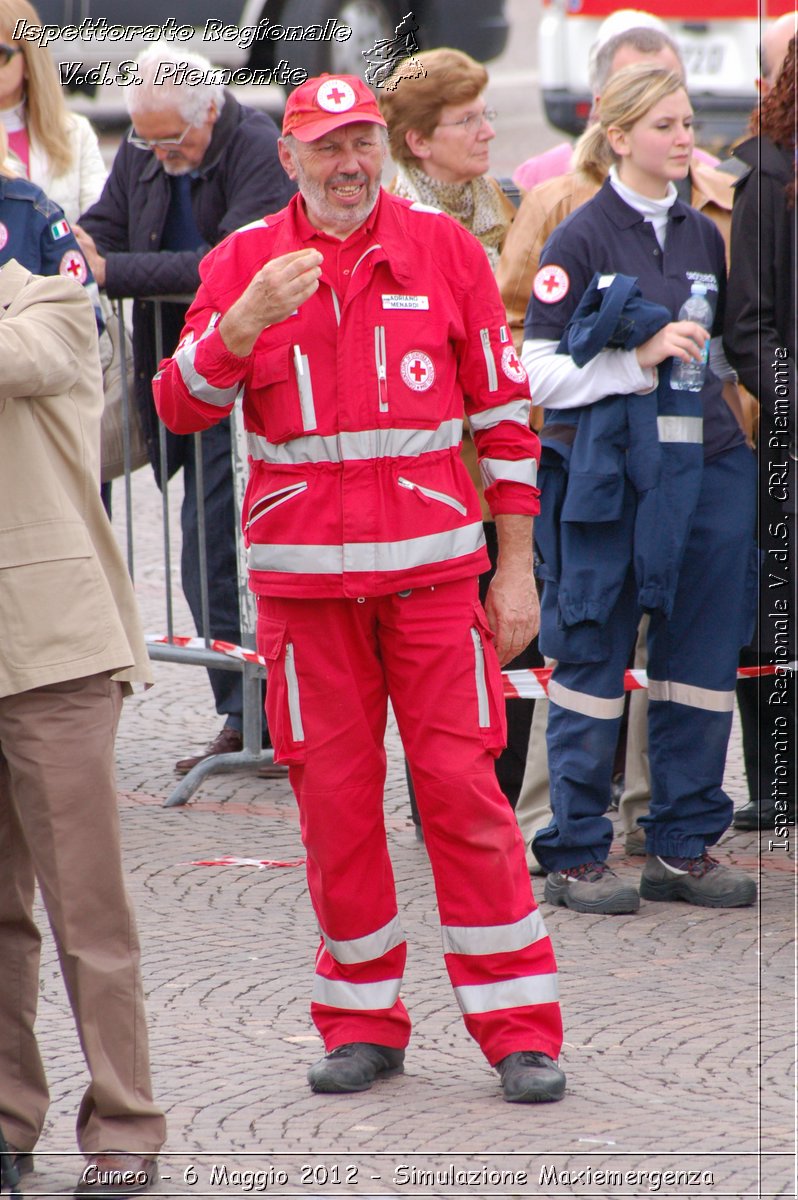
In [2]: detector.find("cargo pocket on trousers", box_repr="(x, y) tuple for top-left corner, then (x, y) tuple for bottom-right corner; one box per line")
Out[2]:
(257, 614), (307, 765)
(471, 605), (507, 758)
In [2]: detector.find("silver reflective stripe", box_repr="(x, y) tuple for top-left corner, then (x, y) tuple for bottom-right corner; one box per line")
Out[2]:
(292, 346), (317, 432)
(470, 627), (490, 727)
(248, 522), (485, 575)
(176, 330), (240, 408)
(469, 400), (532, 431)
(247, 418), (463, 465)
(480, 328), (499, 392)
(284, 643), (305, 740)
(398, 477), (468, 515)
(548, 679), (625, 720)
(453, 972), (560, 1015)
(312, 976), (402, 1011)
(322, 915), (405, 965)
(478, 457), (539, 489)
(330, 289), (342, 325)
(441, 910), (548, 957)
(657, 415), (704, 443)
(648, 678), (735, 713)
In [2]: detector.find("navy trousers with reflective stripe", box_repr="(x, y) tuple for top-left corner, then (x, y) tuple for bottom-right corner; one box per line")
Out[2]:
(257, 579), (562, 1065)
(534, 444), (757, 870)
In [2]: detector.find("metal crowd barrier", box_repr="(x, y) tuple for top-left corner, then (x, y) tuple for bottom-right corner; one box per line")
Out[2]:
(112, 297), (273, 808)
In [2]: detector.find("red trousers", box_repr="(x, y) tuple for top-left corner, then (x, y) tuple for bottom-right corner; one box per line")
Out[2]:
(257, 578), (562, 1065)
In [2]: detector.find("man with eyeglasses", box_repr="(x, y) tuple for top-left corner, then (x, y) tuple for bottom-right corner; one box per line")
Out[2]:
(154, 73), (565, 1106)
(74, 42), (295, 775)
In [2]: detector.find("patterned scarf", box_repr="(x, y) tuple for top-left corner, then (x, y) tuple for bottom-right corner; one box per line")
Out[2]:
(391, 161), (511, 270)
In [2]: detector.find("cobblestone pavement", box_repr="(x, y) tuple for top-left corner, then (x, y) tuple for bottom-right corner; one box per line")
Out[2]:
(16, 469), (796, 1200)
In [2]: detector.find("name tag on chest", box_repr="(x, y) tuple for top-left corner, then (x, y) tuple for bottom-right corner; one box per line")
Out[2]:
(382, 294), (430, 310)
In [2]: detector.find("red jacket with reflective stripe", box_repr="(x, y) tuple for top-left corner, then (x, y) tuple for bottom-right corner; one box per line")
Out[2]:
(154, 191), (540, 599)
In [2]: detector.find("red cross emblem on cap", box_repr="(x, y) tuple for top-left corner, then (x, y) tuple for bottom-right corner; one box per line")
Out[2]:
(401, 350), (435, 392)
(316, 78), (356, 113)
(533, 264), (569, 304)
(59, 250), (87, 284)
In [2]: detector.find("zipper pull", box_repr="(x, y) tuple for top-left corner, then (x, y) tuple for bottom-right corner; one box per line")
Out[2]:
(375, 325), (388, 412)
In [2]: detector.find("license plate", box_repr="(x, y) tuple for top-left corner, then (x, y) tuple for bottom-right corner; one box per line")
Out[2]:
(677, 39), (725, 76)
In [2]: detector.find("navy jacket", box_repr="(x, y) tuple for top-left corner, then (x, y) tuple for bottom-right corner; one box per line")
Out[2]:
(79, 93), (295, 481)
(0, 174), (99, 315)
(535, 272), (707, 660)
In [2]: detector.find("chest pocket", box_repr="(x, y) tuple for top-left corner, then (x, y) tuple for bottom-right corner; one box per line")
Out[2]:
(247, 341), (317, 444)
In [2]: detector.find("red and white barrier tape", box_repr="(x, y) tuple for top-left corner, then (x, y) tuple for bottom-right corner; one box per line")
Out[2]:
(183, 856), (305, 869)
(146, 635), (796, 701)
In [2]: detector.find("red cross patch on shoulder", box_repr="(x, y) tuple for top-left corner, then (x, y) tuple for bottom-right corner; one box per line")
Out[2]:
(533, 264), (570, 304)
(59, 250), (88, 284)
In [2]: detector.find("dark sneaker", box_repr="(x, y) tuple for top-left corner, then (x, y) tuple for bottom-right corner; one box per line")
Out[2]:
(640, 854), (756, 907)
(733, 801), (796, 831)
(496, 1051), (566, 1103)
(544, 862), (640, 914)
(307, 1042), (405, 1093)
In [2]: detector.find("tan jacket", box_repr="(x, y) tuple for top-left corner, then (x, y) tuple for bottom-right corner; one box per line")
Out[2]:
(0, 261), (151, 698)
(496, 162), (756, 441)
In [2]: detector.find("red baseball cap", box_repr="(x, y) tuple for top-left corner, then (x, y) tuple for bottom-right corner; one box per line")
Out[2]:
(282, 74), (387, 142)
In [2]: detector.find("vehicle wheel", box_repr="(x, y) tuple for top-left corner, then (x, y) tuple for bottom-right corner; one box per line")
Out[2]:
(271, 0), (401, 81)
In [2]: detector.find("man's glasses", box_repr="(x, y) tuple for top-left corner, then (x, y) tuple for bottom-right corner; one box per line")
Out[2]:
(437, 107), (498, 134)
(127, 124), (192, 152)
(0, 43), (21, 68)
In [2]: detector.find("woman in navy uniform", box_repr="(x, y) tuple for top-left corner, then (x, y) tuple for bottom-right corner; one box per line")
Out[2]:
(0, 124), (98, 307)
(521, 64), (757, 914)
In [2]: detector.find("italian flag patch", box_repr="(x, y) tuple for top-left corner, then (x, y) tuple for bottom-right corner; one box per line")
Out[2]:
(50, 218), (71, 240)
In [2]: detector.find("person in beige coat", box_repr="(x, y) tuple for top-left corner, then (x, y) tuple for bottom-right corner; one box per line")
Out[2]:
(0, 260), (165, 1197)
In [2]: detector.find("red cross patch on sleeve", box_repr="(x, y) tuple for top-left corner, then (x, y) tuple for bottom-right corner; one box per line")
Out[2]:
(59, 250), (88, 284)
(532, 264), (570, 304)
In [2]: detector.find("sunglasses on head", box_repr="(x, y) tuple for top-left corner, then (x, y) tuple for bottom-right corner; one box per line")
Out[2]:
(0, 43), (21, 67)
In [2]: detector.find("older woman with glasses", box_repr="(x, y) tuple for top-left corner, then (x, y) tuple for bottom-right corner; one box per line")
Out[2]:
(379, 49), (536, 827)
(0, 0), (106, 224)
(379, 47), (515, 270)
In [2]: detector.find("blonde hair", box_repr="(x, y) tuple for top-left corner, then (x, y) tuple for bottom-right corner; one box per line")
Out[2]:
(378, 47), (488, 166)
(0, 0), (71, 175)
(573, 63), (687, 185)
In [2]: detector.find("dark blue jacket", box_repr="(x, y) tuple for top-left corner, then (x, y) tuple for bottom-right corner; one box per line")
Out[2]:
(0, 174), (99, 315)
(535, 272), (706, 660)
(79, 93), (295, 481)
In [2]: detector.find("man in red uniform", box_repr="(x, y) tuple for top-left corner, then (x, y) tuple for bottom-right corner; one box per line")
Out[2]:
(154, 74), (564, 1104)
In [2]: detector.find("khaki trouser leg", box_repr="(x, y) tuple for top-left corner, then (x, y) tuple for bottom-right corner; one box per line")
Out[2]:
(514, 693), (554, 875)
(0, 674), (166, 1154)
(618, 617), (652, 836)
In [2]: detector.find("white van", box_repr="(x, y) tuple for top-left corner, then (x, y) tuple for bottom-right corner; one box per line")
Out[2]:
(538, 0), (793, 152)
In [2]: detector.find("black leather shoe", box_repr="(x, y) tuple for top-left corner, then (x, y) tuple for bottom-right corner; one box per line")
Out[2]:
(308, 1042), (405, 1093)
(75, 1153), (157, 1197)
(175, 726), (242, 774)
(733, 800), (796, 831)
(496, 1050), (566, 1103)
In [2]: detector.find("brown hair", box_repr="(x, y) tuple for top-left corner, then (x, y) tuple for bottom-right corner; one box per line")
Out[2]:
(573, 63), (687, 185)
(378, 47), (488, 166)
(754, 34), (797, 205)
(0, 0), (71, 175)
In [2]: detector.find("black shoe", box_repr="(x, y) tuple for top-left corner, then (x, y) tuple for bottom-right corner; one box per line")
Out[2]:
(308, 1042), (405, 1093)
(733, 801), (796, 831)
(496, 1051), (566, 1103)
(640, 853), (756, 907)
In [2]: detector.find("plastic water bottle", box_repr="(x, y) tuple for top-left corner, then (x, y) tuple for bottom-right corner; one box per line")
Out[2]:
(671, 282), (713, 392)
